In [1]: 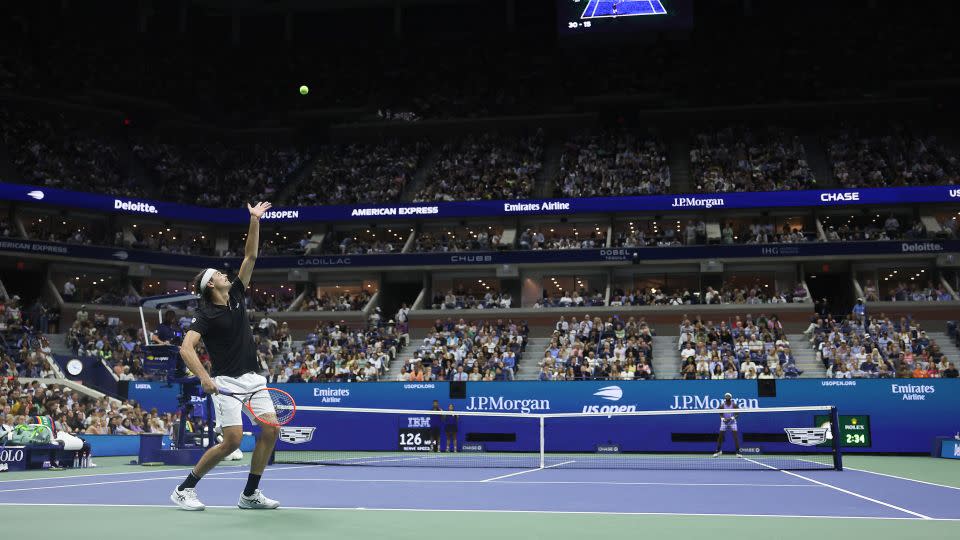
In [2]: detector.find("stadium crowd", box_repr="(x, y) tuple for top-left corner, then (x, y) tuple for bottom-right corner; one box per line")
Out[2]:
(556, 130), (671, 198)
(0, 378), (181, 438)
(0, 109), (133, 197)
(414, 227), (503, 252)
(821, 215), (932, 242)
(320, 231), (404, 255)
(430, 290), (514, 310)
(538, 316), (656, 381)
(414, 133), (542, 202)
(518, 228), (607, 250)
(608, 284), (808, 306)
(809, 315), (958, 379)
(676, 314), (801, 380)
(690, 127), (817, 193)
(263, 321), (404, 383)
(295, 141), (428, 206)
(827, 127), (960, 188)
(615, 221), (814, 247)
(535, 290), (606, 309)
(133, 139), (309, 208)
(399, 318), (528, 382)
(297, 289), (372, 312)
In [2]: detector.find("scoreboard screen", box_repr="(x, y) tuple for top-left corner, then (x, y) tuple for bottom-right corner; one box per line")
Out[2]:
(398, 428), (433, 452)
(815, 414), (872, 448)
(558, 0), (693, 37)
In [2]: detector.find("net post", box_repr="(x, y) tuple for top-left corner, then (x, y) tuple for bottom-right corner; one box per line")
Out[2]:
(830, 406), (843, 471)
(539, 415), (545, 469)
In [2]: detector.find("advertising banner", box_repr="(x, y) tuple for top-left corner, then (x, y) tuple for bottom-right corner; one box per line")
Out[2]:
(128, 379), (960, 454)
(4, 181), (960, 225)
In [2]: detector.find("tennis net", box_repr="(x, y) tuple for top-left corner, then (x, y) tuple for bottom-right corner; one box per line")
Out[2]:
(273, 405), (842, 471)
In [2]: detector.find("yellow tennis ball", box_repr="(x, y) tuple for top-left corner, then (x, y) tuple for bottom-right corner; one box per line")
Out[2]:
(299, 85), (309, 95)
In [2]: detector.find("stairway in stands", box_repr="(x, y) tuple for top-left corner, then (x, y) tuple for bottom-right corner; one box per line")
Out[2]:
(45, 333), (74, 357)
(399, 146), (443, 201)
(516, 337), (552, 380)
(926, 331), (960, 365)
(651, 335), (681, 379)
(786, 333), (827, 378)
(534, 139), (562, 198)
(386, 344), (418, 381)
(666, 134), (692, 193)
(800, 134), (833, 188)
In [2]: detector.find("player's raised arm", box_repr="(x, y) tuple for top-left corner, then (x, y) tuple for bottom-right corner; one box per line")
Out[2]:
(237, 201), (272, 287)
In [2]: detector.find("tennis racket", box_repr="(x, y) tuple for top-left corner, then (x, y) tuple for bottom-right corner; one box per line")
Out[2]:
(215, 387), (296, 427)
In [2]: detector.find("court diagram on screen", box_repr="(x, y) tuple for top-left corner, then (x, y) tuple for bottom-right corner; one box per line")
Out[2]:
(581, 0), (668, 20)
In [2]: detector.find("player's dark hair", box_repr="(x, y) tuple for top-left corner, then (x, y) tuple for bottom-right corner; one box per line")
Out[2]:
(193, 270), (213, 306)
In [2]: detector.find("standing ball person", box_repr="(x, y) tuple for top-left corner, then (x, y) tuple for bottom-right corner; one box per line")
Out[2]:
(443, 403), (459, 453)
(713, 392), (741, 457)
(171, 202), (281, 511)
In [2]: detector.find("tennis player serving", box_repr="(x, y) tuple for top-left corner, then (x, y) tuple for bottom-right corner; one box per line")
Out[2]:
(713, 392), (741, 457)
(170, 201), (281, 511)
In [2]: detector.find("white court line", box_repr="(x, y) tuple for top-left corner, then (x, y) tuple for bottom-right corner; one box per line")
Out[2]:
(0, 463), (258, 484)
(741, 457), (932, 520)
(580, 0), (594, 19)
(0, 464), (318, 493)
(799, 457), (960, 491)
(843, 466), (960, 492)
(481, 461), (576, 482)
(203, 477), (823, 488)
(590, 0), (602, 18)
(0, 502), (956, 521)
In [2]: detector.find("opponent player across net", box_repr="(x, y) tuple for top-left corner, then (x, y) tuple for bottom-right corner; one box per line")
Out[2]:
(170, 201), (283, 511)
(714, 392), (741, 457)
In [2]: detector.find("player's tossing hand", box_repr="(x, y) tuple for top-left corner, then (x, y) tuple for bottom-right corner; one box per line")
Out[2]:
(248, 201), (273, 219)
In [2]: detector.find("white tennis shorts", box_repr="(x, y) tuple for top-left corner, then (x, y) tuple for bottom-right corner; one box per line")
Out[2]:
(212, 373), (275, 428)
(719, 418), (738, 432)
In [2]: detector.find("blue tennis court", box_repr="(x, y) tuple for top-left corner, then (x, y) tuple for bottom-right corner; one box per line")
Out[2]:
(1, 455), (958, 539)
(581, 0), (667, 19)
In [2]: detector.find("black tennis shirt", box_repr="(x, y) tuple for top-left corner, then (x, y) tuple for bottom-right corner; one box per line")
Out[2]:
(188, 279), (259, 377)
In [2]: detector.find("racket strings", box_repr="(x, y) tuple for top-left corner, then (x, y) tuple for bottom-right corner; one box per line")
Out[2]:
(266, 388), (296, 425)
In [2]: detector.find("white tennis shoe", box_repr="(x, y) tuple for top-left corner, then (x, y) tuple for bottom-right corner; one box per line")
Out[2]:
(171, 487), (206, 511)
(238, 489), (280, 509)
(712, 451), (722, 457)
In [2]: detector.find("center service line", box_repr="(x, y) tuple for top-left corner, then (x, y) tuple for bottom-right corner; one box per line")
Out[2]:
(481, 461), (576, 482)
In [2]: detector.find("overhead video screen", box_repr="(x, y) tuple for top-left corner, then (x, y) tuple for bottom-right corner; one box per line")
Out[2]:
(558, 0), (693, 36)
